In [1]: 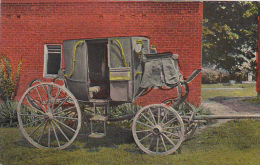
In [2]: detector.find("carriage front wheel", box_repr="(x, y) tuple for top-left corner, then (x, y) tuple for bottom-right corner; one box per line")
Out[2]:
(132, 104), (184, 155)
(17, 82), (81, 149)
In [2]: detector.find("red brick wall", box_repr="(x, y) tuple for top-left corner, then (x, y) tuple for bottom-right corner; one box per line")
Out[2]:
(0, 1), (203, 106)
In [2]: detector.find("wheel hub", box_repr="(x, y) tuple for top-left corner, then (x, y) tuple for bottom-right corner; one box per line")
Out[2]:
(45, 112), (53, 120)
(153, 125), (163, 135)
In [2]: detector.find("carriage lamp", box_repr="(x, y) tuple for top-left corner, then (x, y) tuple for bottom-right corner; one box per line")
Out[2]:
(134, 39), (143, 59)
(150, 45), (157, 53)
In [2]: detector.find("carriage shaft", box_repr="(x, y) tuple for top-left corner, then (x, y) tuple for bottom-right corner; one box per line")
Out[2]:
(189, 115), (260, 120)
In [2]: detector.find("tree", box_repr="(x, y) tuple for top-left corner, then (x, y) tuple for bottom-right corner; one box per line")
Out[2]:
(203, 1), (260, 72)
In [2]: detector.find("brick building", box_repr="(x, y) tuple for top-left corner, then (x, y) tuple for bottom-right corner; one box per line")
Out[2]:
(0, 0), (203, 106)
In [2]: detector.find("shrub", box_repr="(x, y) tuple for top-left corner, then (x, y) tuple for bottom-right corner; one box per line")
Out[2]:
(202, 65), (229, 84)
(0, 54), (22, 101)
(0, 100), (18, 127)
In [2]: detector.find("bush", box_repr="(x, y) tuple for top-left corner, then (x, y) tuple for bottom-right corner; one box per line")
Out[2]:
(0, 100), (18, 127)
(202, 65), (229, 84)
(0, 54), (22, 101)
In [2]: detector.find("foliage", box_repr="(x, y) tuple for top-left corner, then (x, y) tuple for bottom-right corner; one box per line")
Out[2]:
(201, 65), (229, 84)
(203, 2), (260, 72)
(110, 103), (141, 117)
(0, 54), (22, 101)
(109, 103), (142, 128)
(0, 100), (18, 127)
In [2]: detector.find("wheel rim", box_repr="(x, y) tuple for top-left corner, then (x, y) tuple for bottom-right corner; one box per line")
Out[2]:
(132, 104), (184, 155)
(17, 82), (81, 149)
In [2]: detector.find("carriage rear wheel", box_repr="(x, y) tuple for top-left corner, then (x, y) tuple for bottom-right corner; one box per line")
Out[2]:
(132, 104), (184, 155)
(17, 82), (81, 149)
(174, 102), (198, 141)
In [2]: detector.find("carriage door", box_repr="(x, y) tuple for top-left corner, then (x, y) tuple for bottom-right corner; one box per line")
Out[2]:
(108, 38), (132, 101)
(64, 39), (90, 101)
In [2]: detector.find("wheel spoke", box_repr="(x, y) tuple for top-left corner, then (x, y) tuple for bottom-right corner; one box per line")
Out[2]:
(59, 111), (73, 118)
(160, 134), (167, 152)
(140, 113), (155, 126)
(48, 121), (51, 147)
(139, 132), (153, 142)
(51, 121), (60, 147)
(38, 121), (48, 143)
(29, 120), (46, 137)
(163, 130), (180, 139)
(163, 117), (177, 127)
(160, 110), (169, 125)
(43, 85), (50, 113)
(146, 136), (155, 150)
(162, 132), (176, 146)
(20, 114), (44, 117)
(26, 95), (45, 115)
(54, 119), (76, 133)
(164, 126), (180, 130)
(148, 108), (157, 125)
(46, 85), (53, 111)
(156, 136), (159, 153)
(35, 87), (43, 103)
(136, 129), (152, 133)
(136, 120), (153, 129)
(35, 87), (47, 112)
(53, 106), (75, 116)
(23, 118), (44, 127)
(53, 116), (78, 120)
(52, 120), (70, 142)
(51, 88), (61, 110)
(41, 85), (51, 112)
(157, 107), (160, 125)
(52, 96), (70, 114)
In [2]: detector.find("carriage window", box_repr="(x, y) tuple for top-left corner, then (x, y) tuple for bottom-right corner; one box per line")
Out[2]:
(43, 44), (61, 78)
(110, 39), (130, 68)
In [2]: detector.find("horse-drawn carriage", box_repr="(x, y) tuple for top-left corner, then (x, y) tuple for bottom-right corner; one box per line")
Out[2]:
(17, 36), (202, 155)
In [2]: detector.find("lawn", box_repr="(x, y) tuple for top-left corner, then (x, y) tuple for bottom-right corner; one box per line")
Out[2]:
(201, 83), (257, 101)
(1, 119), (260, 165)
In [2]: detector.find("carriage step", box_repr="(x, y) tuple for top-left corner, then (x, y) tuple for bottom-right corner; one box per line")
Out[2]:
(89, 133), (106, 138)
(90, 115), (108, 121)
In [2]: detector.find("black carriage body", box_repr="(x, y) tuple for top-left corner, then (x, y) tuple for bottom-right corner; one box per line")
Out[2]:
(63, 37), (150, 103)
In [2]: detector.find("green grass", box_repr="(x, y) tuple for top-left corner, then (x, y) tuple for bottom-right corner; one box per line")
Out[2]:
(242, 97), (260, 104)
(1, 120), (260, 165)
(201, 83), (257, 101)
(0, 83), (259, 164)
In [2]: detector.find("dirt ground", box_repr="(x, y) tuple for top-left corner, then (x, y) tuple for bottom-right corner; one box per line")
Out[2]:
(203, 97), (260, 114)
(200, 97), (260, 126)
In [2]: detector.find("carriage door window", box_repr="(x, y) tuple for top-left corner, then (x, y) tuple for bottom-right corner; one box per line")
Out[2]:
(43, 44), (61, 78)
(109, 39), (131, 68)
